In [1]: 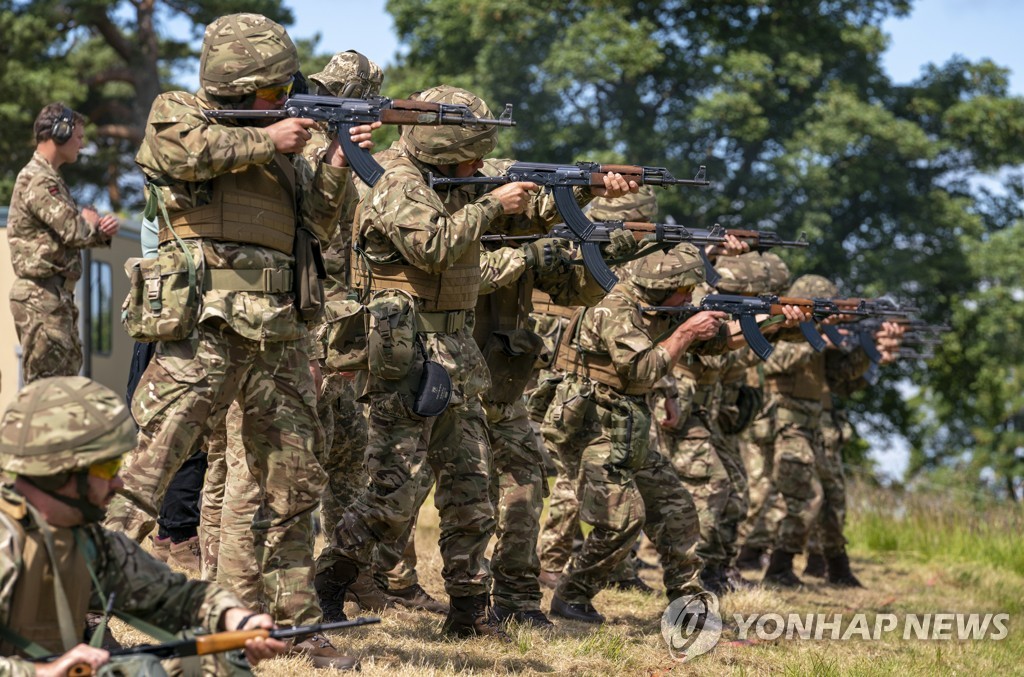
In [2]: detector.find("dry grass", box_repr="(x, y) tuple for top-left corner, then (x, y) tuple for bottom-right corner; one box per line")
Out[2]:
(118, 489), (1024, 675)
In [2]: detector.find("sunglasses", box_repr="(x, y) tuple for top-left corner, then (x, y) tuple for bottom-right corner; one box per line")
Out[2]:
(254, 77), (294, 103)
(89, 456), (123, 481)
(676, 285), (695, 295)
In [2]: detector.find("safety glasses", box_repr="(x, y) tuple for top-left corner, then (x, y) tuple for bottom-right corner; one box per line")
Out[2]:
(254, 77), (294, 104)
(88, 456), (123, 481)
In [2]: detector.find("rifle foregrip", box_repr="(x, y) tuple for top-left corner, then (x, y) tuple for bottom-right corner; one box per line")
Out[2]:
(195, 629), (269, 655)
(599, 164), (641, 173)
(379, 109), (437, 125)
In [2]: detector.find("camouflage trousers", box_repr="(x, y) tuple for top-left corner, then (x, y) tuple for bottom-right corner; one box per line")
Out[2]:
(738, 416), (784, 551)
(659, 409), (748, 570)
(542, 379), (702, 604)
(10, 277), (82, 383)
(105, 323), (326, 626)
(805, 410), (848, 557)
(771, 407), (845, 555)
(483, 397), (547, 611)
(324, 329), (496, 598)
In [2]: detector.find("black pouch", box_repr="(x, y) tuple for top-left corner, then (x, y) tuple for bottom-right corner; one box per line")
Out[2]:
(413, 360), (453, 417)
(294, 226), (327, 322)
(718, 384), (764, 435)
(481, 328), (545, 404)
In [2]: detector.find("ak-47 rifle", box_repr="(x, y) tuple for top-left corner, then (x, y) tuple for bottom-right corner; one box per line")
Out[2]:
(642, 293), (867, 361)
(430, 162), (710, 292)
(821, 299), (923, 363)
(204, 93), (515, 187)
(49, 617), (380, 676)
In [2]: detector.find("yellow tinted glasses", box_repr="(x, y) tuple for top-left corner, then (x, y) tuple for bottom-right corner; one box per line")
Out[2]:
(676, 285), (695, 296)
(254, 77), (294, 103)
(89, 456), (123, 481)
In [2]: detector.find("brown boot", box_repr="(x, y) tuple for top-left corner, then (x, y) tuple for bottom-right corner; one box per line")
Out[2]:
(345, 567), (394, 612)
(826, 551), (864, 588)
(803, 552), (827, 578)
(442, 594), (511, 641)
(168, 536), (201, 573)
(290, 633), (360, 670)
(762, 550), (803, 588)
(315, 559), (359, 623)
(387, 583), (448, 615)
(150, 535), (170, 563)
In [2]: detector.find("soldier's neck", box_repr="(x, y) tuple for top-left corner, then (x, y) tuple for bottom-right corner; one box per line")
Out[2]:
(36, 142), (65, 171)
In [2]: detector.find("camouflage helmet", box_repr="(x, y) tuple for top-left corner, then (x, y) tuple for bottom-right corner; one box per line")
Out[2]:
(761, 251), (791, 295)
(587, 185), (659, 222)
(0, 377), (133, 477)
(199, 13), (299, 97)
(629, 243), (705, 290)
(309, 50), (383, 99)
(403, 85), (497, 164)
(788, 274), (838, 298)
(713, 251), (770, 294)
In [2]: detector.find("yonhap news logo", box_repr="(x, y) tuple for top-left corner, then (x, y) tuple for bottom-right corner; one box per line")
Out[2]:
(660, 592), (723, 662)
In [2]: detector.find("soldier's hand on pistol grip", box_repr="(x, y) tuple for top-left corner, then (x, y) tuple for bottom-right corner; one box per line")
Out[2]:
(521, 237), (568, 274)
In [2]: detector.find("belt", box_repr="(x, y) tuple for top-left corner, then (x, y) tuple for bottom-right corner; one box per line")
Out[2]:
(776, 406), (820, 428)
(203, 268), (293, 293)
(417, 310), (466, 333)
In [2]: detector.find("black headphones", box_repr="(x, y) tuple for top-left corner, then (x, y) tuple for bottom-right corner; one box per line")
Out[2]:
(51, 106), (75, 145)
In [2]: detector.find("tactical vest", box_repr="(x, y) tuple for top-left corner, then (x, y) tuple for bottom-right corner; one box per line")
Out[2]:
(362, 245), (481, 312)
(530, 288), (578, 320)
(674, 356), (723, 386)
(764, 351), (828, 402)
(0, 500), (90, 656)
(159, 155), (297, 254)
(554, 303), (660, 396)
(473, 271), (534, 347)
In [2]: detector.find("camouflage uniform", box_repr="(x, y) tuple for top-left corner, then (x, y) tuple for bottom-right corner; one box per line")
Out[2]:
(0, 377), (243, 676)
(543, 247), (727, 615)
(7, 152), (111, 383)
(104, 15), (349, 627)
(317, 86), (575, 635)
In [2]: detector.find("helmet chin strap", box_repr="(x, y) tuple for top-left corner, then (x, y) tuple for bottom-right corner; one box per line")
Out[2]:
(25, 473), (107, 524)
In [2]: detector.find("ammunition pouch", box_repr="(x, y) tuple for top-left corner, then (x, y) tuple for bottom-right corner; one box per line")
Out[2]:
(322, 297), (368, 371)
(366, 289), (417, 381)
(412, 360), (453, 417)
(294, 226), (327, 322)
(481, 328), (544, 405)
(120, 243), (199, 343)
(601, 397), (650, 473)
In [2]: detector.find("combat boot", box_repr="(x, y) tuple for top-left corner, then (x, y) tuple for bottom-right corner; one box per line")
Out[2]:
(723, 566), (757, 591)
(826, 551), (864, 588)
(803, 552), (827, 578)
(550, 595), (605, 624)
(150, 535), (170, 563)
(387, 583), (448, 615)
(762, 550), (803, 588)
(289, 633), (360, 670)
(735, 544), (766, 571)
(699, 566), (727, 595)
(605, 576), (654, 594)
(315, 559), (359, 623)
(345, 567), (393, 612)
(492, 604), (555, 629)
(167, 536), (201, 573)
(442, 594), (512, 641)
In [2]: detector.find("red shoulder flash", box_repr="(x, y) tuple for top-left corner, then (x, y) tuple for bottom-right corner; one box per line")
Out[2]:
(48, 186), (59, 196)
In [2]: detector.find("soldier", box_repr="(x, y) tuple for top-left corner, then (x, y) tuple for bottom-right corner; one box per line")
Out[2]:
(760, 275), (899, 587)
(103, 13), (372, 669)
(541, 245), (732, 623)
(7, 103), (120, 384)
(314, 84), (634, 638)
(0, 376), (286, 676)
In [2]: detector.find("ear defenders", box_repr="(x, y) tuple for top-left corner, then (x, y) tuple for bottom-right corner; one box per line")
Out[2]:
(51, 106), (75, 145)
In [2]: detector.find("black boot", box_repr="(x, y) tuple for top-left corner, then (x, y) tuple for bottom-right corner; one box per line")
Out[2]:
(314, 559), (359, 622)
(826, 551), (864, 588)
(762, 550), (802, 588)
(723, 566), (757, 592)
(699, 566), (727, 595)
(803, 552), (827, 578)
(550, 595), (605, 624)
(735, 544), (766, 571)
(442, 594), (512, 641)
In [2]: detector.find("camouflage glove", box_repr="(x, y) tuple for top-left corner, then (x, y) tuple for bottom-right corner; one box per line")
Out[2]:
(601, 228), (640, 260)
(521, 237), (568, 274)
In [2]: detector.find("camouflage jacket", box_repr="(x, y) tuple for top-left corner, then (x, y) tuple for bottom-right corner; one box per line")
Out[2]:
(0, 486), (241, 675)
(135, 90), (350, 341)
(574, 282), (728, 394)
(6, 152), (110, 282)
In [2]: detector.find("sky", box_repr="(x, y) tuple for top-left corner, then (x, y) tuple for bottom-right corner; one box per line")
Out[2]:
(278, 0), (1022, 480)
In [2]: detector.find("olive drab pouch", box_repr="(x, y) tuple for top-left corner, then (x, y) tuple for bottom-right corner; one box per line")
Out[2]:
(322, 297), (368, 371)
(481, 328), (545, 404)
(294, 226), (327, 322)
(366, 289), (417, 380)
(121, 186), (200, 342)
(601, 398), (651, 472)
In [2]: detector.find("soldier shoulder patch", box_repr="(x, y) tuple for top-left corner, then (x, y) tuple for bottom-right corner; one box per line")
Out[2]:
(48, 185), (60, 196)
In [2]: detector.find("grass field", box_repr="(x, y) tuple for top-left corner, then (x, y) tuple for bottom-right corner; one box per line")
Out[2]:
(121, 480), (1024, 675)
